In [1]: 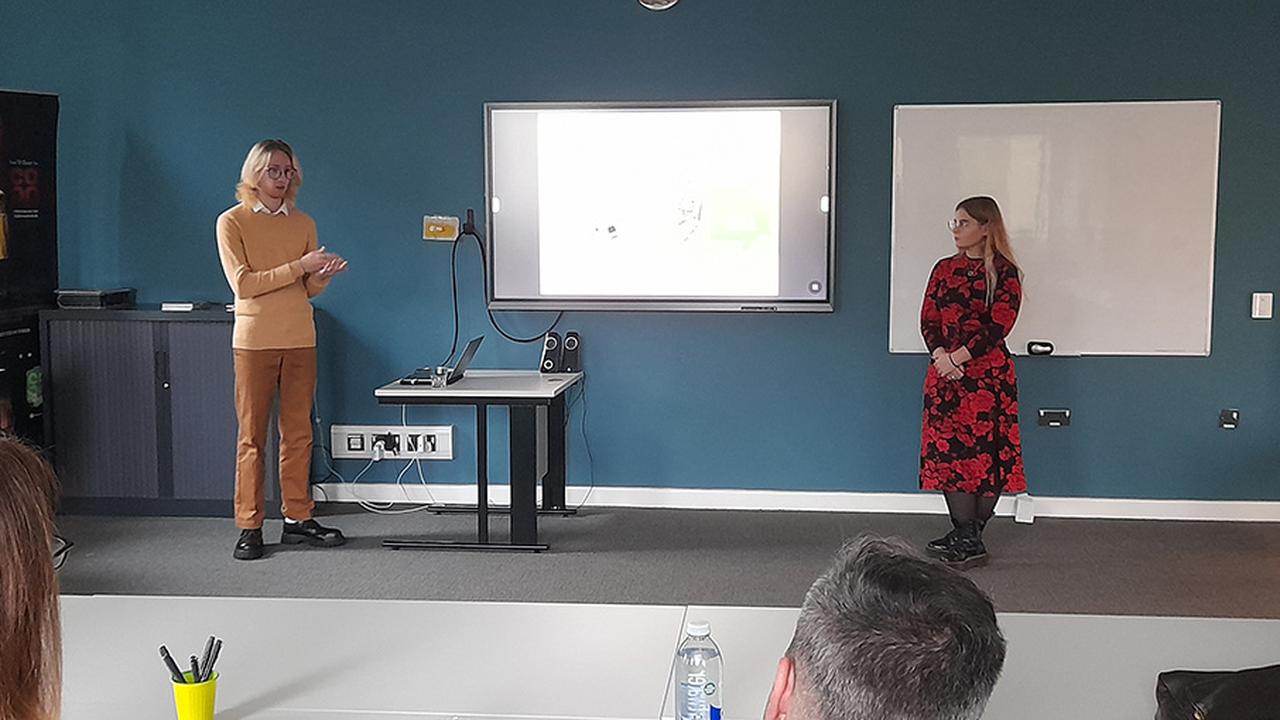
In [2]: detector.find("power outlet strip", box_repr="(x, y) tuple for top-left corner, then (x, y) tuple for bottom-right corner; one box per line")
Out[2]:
(330, 424), (453, 461)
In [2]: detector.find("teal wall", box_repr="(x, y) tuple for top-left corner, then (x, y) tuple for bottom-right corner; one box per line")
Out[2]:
(3, 1), (1278, 499)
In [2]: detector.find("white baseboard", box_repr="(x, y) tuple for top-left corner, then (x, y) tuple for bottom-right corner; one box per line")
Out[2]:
(311, 483), (1280, 523)
(1017, 496), (1280, 522)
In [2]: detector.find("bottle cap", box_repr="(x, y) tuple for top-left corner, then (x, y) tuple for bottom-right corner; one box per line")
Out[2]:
(685, 620), (711, 637)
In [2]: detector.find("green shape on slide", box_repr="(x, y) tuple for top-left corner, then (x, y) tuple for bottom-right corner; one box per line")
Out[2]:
(704, 187), (771, 249)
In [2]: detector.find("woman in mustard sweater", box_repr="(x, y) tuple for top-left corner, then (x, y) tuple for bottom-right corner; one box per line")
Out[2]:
(216, 139), (348, 561)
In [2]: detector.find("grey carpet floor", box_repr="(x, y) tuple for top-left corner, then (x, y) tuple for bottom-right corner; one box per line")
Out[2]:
(55, 506), (1280, 618)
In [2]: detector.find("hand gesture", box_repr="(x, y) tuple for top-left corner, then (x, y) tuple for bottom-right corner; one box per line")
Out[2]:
(933, 350), (964, 381)
(300, 246), (333, 273)
(314, 254), (348, 280)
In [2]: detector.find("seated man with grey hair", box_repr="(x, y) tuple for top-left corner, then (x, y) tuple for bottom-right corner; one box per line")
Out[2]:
(764, 536), (1006, 720)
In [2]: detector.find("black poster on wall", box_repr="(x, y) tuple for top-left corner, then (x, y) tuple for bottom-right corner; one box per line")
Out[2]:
(0, 90), (59, 310)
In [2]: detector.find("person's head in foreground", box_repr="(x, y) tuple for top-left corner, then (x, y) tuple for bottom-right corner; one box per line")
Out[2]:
(0, 435), (62, 720)
(765, 536), (1005, 720)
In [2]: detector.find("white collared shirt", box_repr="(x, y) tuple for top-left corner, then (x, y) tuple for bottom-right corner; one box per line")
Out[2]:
(252, 198), (290, 216)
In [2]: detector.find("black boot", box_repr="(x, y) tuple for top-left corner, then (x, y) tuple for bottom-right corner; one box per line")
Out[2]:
(926, 517), (963, 558)
(938, 520), (988, 570)
(281, 519), (346, 547)
(233, 528), (264, 561)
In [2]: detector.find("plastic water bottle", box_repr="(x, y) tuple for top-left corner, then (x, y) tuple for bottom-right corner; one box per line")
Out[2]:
(675, 620), (723, 720)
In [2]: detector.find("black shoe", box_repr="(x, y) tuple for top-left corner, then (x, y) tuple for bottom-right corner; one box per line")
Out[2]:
(281, 519), (346, 548)
(926, 527), (963, 557)
(938, 521), (988, 570)
(926, 521), (963, 557)
(234, 528), (264, 561)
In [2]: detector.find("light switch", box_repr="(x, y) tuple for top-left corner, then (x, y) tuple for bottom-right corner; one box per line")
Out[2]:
(1251, 292), (1273, 319)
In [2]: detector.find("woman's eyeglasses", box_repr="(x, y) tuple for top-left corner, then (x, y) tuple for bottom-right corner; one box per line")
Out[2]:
(52, 534), (73, 571)
(264, 167), (297, 180)
(947, 218), (982, 232)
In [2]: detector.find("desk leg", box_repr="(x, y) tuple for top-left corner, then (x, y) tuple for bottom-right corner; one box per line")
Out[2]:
(381, 402), (545, 553)
(509, 405), (539, 546)
(545, 394), (568, 511)
(477, 404), (489, 544)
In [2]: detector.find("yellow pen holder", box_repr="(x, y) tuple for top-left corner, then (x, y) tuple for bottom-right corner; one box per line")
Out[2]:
(171, 671), (217, 720)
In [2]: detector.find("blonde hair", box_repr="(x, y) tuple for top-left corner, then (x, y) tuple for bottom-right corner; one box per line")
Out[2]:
(0, 435), (61, 720)
(956, 196), (1018, 305)
(235, 139), (303, 207)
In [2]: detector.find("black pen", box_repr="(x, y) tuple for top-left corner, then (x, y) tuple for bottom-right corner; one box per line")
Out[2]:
(202, 638), (222, 682)
(198, 635), (215, 680)
(159, 645), (185, 683)
(189, 655), (200, 683)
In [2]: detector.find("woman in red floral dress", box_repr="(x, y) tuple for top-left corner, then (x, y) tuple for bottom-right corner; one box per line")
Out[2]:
(919, 196), (1025, 568)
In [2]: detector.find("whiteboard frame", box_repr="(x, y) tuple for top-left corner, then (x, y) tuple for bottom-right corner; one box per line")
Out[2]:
(888, 99), (1221, 357)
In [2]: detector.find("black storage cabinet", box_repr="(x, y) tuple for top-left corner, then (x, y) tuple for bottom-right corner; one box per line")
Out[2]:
(40, 308), (280, 515)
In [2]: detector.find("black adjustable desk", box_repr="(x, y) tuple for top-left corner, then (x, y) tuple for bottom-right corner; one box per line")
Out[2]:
(373, 370), (583, 552)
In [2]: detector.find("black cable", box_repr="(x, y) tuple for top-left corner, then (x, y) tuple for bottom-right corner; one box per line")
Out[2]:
(572, 375), (596, 510)
(437, 233), (464, 367)
(551, 376), (591, 508)
(455, 225), (563, 344)
(563, 383), (584, 428)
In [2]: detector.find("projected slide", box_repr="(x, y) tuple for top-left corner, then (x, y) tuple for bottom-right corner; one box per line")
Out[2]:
(536, 110), (781, 296)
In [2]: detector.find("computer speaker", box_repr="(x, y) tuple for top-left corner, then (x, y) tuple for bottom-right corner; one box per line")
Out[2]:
(539, 332), (562, 373)
(562, 331), (581, 372)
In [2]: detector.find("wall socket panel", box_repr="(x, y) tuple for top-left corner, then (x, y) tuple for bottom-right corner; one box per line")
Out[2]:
(330, 424), (454, 460)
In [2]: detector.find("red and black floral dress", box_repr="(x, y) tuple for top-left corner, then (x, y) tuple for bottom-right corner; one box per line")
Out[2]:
(919, 253), (1026, 496)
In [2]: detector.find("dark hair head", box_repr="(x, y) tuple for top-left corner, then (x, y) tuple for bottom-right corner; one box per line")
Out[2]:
(787, 536), (1006, 720)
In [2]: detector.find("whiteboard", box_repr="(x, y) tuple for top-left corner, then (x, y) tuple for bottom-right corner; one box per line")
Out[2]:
(889, 101), (1220, 356)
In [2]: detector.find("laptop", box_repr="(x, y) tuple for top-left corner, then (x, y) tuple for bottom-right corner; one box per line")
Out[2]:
(400, 336), (484, 386)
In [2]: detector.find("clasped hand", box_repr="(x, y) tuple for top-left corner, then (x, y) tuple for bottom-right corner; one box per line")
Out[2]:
(300, 246), (349, 279)
(932, 348), (964, 381)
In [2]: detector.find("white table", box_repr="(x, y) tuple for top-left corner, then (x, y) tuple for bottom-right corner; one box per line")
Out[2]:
(61, 594), (683, 720)
(62, 595), (1280, 720)
(374, 370), (583, 551)
(374, 370), (583, 402)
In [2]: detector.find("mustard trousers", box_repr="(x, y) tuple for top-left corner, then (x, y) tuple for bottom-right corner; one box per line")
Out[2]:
(232, 347), (316, 529)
